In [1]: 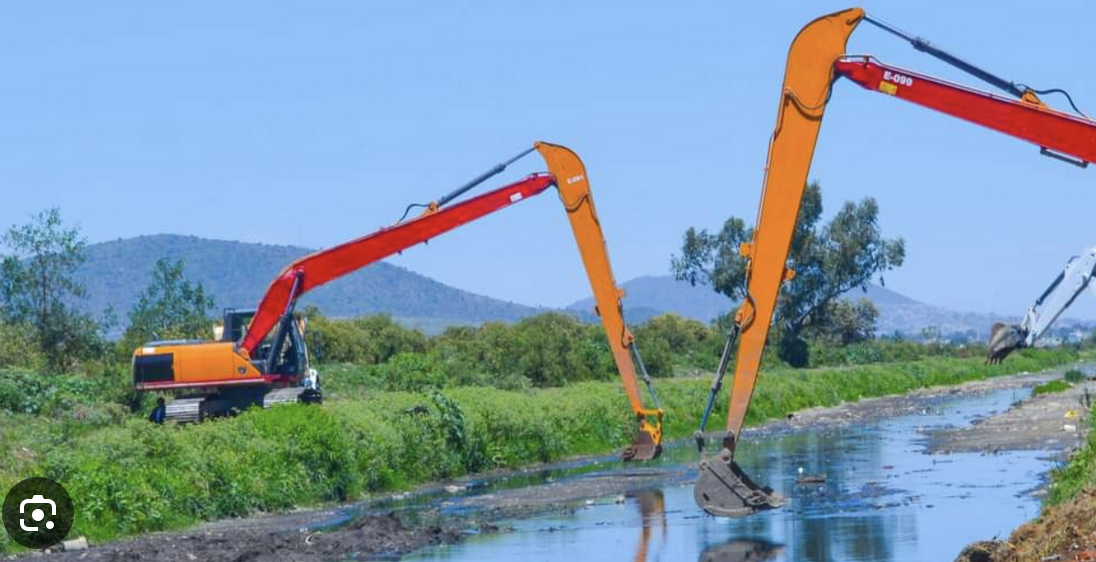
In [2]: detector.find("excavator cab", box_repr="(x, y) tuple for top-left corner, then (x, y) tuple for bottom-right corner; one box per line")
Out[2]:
(220, 308), (256, 343)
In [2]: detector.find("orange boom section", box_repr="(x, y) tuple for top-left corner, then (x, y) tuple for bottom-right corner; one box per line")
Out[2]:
(537, 142), (663, 460)
(696, 6), (1096, 518)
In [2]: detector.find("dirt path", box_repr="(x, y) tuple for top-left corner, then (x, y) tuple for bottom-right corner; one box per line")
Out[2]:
(15, 363), (1088, 562)
(931, 377), (1094, 455)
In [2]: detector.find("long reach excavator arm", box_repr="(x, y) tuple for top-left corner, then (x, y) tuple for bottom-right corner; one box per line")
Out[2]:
(986, 248), (1096, 364)
(694, 8), (1096, 517)
(134, 142), (663, 458)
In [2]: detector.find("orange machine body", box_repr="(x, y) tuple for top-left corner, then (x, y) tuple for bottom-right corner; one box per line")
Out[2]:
(133, 342), (266, 391)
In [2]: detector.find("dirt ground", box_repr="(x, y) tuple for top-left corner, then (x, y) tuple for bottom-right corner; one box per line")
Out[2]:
(930, 377), (1094, 455)
(11, 363), (1090, 562)
(11, 513), (460, 562)
(955, 488), (1096, 562)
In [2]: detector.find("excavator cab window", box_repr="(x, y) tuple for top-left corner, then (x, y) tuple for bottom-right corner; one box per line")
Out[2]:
(222, 309), (256, 343)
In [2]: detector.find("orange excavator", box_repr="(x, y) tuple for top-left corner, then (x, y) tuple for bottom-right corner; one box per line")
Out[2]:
(132, 142), (663, 460)
(694, 8), (1096, 516)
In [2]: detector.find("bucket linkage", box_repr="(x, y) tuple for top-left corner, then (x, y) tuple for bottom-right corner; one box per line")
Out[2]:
(622, 341), (663, 461)
(692, 325), (786, 517)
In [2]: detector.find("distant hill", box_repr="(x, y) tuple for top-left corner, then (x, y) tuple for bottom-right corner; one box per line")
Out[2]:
(566, 275), (1072, 339)
(77, 235), (544, 329)
(840, 284), (1002, 338)
(72, 236), (1092, 340)
(567, 275), (736, 324)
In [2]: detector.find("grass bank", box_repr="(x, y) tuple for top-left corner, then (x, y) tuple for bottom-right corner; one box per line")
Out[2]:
(0, 348), (1077, 552)
(1047, 396), (1096, 506)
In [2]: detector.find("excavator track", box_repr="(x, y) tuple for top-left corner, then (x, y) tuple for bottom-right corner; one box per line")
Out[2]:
(163, 387), (322, 424)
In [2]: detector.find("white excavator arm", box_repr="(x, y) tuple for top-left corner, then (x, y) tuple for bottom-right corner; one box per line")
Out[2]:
(987, 248), (1096, 363)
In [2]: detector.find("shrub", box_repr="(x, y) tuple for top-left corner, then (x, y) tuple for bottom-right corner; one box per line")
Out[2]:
(1032, 379), (1072, 396)
(1064, 369), (1086, 384)
(305, 314), (427, 365)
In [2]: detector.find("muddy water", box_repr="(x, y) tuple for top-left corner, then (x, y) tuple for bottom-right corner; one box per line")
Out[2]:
(400, 387), (1057, 562)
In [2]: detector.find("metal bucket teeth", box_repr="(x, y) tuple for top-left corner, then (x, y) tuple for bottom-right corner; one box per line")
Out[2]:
(694, 448), (786, 517)
(622, 428), (662, 461)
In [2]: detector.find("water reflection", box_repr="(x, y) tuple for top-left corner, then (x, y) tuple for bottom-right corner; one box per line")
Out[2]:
(405, 388), (1051, 562)
(630, 490), (666, 562)
(698, 540), (784, 562)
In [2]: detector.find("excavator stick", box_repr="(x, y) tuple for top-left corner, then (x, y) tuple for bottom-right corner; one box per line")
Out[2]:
(535, 141), (664, 461)
(693, 7), (864, 516)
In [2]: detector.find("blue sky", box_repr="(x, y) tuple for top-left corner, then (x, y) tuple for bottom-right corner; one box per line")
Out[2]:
(2, 2), (1095, 317)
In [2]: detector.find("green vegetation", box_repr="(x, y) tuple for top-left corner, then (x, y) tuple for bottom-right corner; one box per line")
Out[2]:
(1046, 401), (1096, 506)
(308, 309), (1005, 394)
(0, 348), (1076, 552)
(0, 208), (104, 372)
(122, 257), (215, 351)
(1032, 379), (1073, 396)
(673, 181), (906, 366)
(0, 208), (1089, 553)
(1063, 368), (1086, 384)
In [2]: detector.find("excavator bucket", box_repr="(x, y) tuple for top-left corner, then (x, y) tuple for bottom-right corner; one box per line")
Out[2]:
(622, 419), (662, 461)
(986, 322), (1025, 364)
(694, 447), (786, 517)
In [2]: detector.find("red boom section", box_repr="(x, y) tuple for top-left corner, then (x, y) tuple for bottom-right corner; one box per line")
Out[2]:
(240, 174), (556, 355)
(834, 57), (1096, 164)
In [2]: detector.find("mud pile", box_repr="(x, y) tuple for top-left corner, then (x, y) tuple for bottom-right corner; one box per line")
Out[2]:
(17, 512), (461, 562)
(955, 487), (1096, 562)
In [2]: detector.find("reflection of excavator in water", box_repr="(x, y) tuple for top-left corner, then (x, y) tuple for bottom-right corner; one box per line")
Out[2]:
(987, 248), (1096, 364)
(132, 142), (664, 460)
(627, 488), (783, 562)
(694, 8), (1096, 516)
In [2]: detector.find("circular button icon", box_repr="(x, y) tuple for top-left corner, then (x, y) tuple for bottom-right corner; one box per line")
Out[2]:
(2, 477), (74, 550)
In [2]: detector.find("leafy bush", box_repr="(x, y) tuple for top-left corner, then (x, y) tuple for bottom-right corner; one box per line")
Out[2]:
(1047, 404), (1096, 506)
(0, 369), (111, 416)
(305, 313), (427, 365)
(375, 352), (444, 391)
(0, 322), (41, 369)
(633, 314), (720, 375)
(1064, 369), (1086, 384)
(430, 314), (613, 388)
(1032, 379), (1072, 396)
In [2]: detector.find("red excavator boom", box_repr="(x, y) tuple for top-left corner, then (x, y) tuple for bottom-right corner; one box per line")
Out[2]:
(239, 174), (554, 355)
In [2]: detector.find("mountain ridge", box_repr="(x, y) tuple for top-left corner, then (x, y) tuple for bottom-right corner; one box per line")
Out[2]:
(77, 234), (545, 328)
(71, 235), (1092, 339)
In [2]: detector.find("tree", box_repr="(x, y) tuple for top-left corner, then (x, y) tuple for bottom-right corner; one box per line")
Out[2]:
(672, 182), (905, 366)
(806, 298), (879, 346)
(125, 258), (215, 346)
(0, 208), (101, 371)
